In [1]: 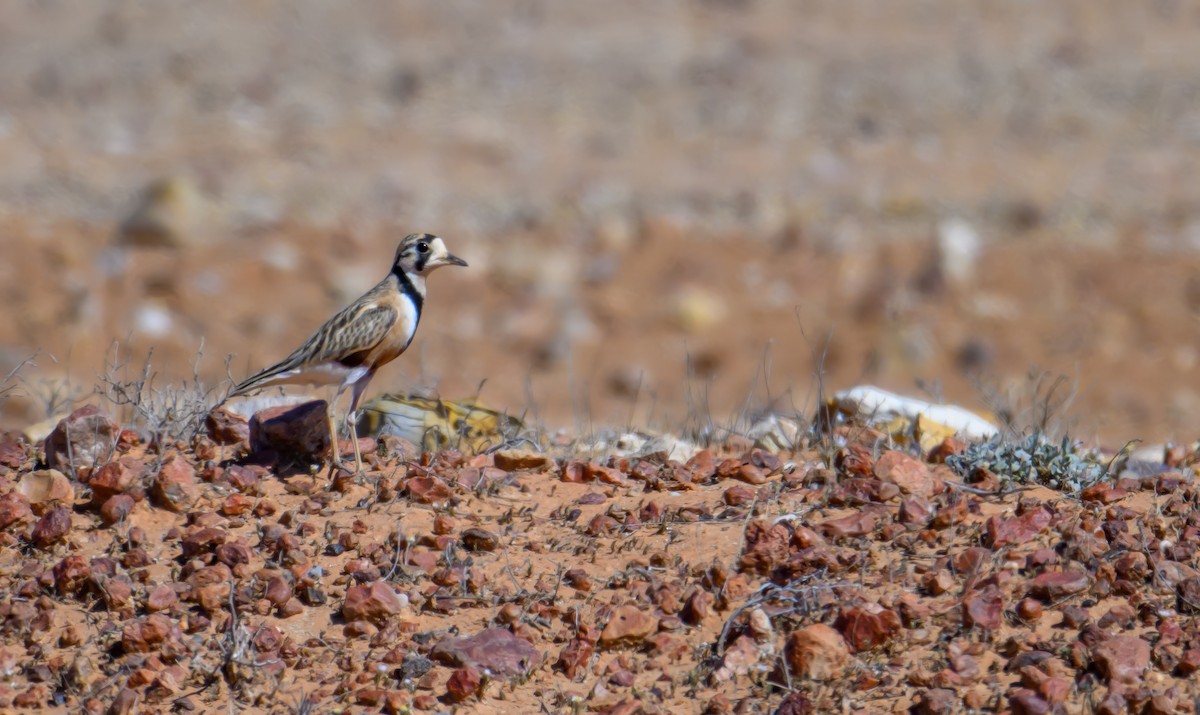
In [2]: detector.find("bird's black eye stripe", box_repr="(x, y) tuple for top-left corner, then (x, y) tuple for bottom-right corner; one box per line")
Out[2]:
(416, 241), (430, 254)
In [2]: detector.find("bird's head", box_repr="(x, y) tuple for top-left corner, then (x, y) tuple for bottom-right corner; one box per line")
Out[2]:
(393, 233), (468, 276)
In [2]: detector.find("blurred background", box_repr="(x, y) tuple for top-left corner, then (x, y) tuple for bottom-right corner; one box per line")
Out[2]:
(2, 0), (1199, 444)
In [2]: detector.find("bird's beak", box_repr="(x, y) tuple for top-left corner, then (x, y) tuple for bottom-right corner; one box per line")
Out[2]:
(443, 253), (468, 267)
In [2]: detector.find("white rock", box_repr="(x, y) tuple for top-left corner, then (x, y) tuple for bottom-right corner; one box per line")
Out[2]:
(261, 242), (300, 272)
(935, 218), (982, 286)
(133, 303), (174, 338)
(830, 385), (998, 441)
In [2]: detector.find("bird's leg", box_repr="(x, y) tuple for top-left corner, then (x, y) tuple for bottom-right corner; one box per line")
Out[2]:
(327, 385), (351, 474)
(346, 372), (375, 475)
(346, 411), (363, 474)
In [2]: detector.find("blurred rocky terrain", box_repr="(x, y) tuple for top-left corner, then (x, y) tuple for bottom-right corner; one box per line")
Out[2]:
(3, 0), (1200, 443)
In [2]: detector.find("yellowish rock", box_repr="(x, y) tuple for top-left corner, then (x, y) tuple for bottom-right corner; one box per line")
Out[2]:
(115, 176), (213, 248)
(673, 287), (727, 334)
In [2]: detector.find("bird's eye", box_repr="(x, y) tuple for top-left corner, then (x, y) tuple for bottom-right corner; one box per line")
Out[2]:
(416, 241), (430, 254)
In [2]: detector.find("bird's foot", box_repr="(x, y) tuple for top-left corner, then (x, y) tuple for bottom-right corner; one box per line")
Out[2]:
(326, 453), (367, 491)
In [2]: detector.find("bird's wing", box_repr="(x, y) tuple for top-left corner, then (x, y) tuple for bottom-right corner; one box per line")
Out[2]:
(299, 302), (399, 365)
(231, 302), (397, 395)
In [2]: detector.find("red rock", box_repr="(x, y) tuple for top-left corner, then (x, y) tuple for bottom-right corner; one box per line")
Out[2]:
(204, 407), (249, 446)
(932, 498), (968, 528)
(430, 628), (540, 678)
(559, 628), (604, 676)
(151, 453), (197, 512)
(30, 505), (71, 547)
(461, 527), (499, 552)
(781, 624), (849, 681)
(123, 547), (153, 569)
(278, 598), (304, 618)
(249, 400), (330, 464)
(146, 584), (178, 612)
(927, 437), (967, 464)
(1017, 598), (1043, 622)
(1008, 688), (1050, 715)
(1097, 602), (1135, 629)
(87, 458), (140, 503)
(912, 688), (958, 715)
(0, 432), (27, 469)
(986, 507), (1051, 547)
(121, 613), (177, 653)
(52, 555), (91, 595)
(1091, 635), (1151, 687)
(99, 495), (135, 524)
(1176, 648), (1200, 675)
(749, 448), (781, 472)
(560, 461), (587, 483)
(835, 606), (901, 652)
(953, 545), (992, 574)
(191, 582), (232, 612)
(1039, 676), (1071, 704)
(102, 577), (134, 612)
(265, 575), (293, 606)
(817, 510), (878, 539)
(219, 494), (253, 516)
(0, 492), (32, 531)
(961, 585), (1004, 630)
(1080, 482), (1128, 504)
(215, 542), (253, 569)
(347, 688), (384, 708)
(723, 484), (756, 506)
(445, 666), (482, 702)
(431, 514), (456, 535)
(44, 405), (118, 474)
(108, 688), (140, 715)
(601, 604), (659, 647)
(898, 496), (933, 525)
(731, 463), (766, 485)
(12, 685), (47, 708)
(180, 527), (226, 558)
(563, 568), (592, 592)
(493, 449), (551, 471)
(342, 581), (407, 624)
(836, 445), (875, 478)
(405, 476), (452, 504)
(1177, 577), (1200, 614)
(681, 589), (714, 625)
(405, 549), (439, 574)
(344, 621), (377, 639)
(835, 477), (899, 504)
(223, 465), (264, 494)
(874, 451), (934, 496)
(598, 699), (644, 715)
(1114, 552), (1148, 581)
(737, 520), (791, 574)
(1026, 548), (1058, 569)
(585, 462), (627, 485)
(1095, 691), (1127, 715)
(1028, 570), (1090, 601)
(685, 450), (717, 481)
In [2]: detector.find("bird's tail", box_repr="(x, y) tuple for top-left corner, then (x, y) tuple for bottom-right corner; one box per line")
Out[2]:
(228, 357), (300, 398)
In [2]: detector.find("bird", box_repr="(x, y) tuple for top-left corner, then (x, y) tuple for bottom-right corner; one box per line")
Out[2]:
(227, 232), (467, 473)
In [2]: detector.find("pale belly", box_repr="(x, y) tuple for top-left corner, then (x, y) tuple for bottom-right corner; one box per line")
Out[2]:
(258, 363), (372, 389)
